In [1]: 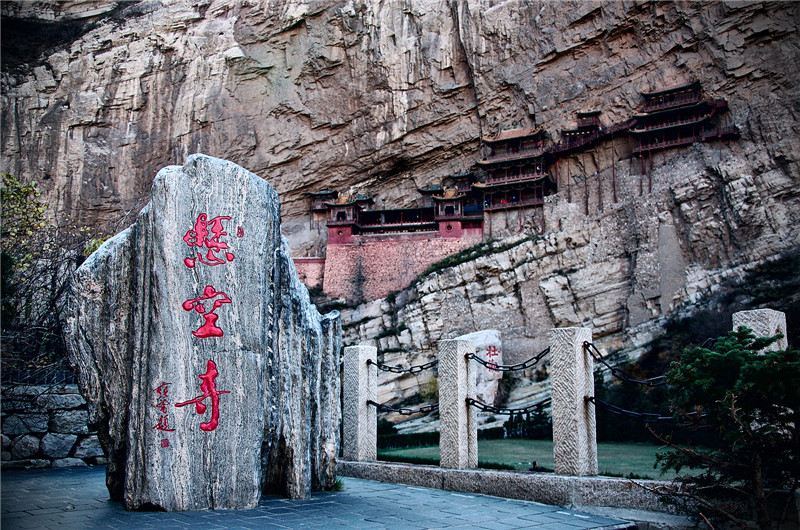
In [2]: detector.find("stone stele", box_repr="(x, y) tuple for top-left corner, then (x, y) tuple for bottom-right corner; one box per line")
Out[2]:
(63, 154), (342, 511)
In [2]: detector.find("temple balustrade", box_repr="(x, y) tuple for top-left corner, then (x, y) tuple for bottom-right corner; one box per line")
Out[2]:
(641, 91), (702, 113)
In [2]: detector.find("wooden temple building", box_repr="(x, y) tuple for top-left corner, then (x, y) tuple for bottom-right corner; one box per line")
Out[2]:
(629, 80), (738, 156)
(296, 80), (739, 298)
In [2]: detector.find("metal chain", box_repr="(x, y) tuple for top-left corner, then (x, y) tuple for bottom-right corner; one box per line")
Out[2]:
(585, 396), (673, 422)
(465, 347), (550, 372)
(465, 396), (551, 416)
(583, 342), (666, 387)
(367, 358), (438, 374)
(366, 400), (439, 415)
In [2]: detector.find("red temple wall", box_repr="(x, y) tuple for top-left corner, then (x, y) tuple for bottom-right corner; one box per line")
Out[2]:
(293, 257), (326, 289)
(322, 233), (481, 301)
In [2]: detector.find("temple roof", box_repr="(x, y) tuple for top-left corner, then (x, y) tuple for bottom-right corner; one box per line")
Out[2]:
(308, 189), (338, 197)
(417, 183), (443, 195)
(325, 193), (374, 207)
(432, 188), (467, 200)
(481, 126), (544, 144)
(640, 79), (701, 99)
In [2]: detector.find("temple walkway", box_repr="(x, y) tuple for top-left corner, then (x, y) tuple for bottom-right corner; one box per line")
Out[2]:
(1, 466), (633, 529)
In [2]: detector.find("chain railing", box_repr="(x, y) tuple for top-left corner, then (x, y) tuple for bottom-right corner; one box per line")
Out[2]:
(585, 396), (672, 423)
(367, 400), (439, 416)
(465, 347), (549, 372)
(466, 396), (551, 416)
(367, 358), (438, 374)
(583, 342), (666, 387)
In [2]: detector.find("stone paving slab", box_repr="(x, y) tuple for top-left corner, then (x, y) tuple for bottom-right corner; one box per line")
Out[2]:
(1, 466), (633, 529)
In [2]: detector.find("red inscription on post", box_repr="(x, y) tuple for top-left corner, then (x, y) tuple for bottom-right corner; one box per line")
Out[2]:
(237, 226), (244, 238)
(183, 214), (235, 268)
(152, 382), (176, 435)
(485, 346), (500, 372)
(175, 360), (230, 432)
(182, 286), (231, 338)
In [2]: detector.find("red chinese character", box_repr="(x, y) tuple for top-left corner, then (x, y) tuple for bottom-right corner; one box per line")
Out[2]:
(182, 286), (231, 338)
(236, 226), (244, 238)
(153, 414), (175, 432)
(485, 346), (500, 372)
(175, 360), (230, 432)
(161, 438), (170, 448)
(183, 213), (235, 268)
(152, 382), (176, 432)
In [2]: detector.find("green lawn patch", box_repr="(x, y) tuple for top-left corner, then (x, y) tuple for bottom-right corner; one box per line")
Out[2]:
(379, 439), (688, 480)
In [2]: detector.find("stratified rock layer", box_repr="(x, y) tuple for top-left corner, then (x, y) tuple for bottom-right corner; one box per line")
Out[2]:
(63, 154), (341, 510)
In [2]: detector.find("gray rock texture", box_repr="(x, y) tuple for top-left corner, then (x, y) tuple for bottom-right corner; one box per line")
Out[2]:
(49, 410), (90, 435)
(41, 433), (78, 459)
(12, 435), (40, 459)
(72, 436), (103, 459)
(63, 154), (341, 510)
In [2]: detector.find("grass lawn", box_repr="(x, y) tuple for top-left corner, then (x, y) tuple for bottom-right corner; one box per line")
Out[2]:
(379, 439), (686, 480)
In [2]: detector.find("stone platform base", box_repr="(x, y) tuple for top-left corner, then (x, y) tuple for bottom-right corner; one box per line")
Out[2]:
(338, 460), (693, 528)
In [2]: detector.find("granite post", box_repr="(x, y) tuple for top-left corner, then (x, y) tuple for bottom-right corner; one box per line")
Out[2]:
(549, 327), (597, 476)
(732, 309), (788, 352)
(342, 345), (377, 461)
(438, 339), (477, 469)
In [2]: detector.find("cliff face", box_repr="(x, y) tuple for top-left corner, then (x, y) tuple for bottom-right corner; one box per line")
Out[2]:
(3, 1), (799, 356)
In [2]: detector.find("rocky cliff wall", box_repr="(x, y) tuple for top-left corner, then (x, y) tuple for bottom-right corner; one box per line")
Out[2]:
(341, 144), (799, 362)
(4, 1), (798, 255)
(3, 1), (799, 358)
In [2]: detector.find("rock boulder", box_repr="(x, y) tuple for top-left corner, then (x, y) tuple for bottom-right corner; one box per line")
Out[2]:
(63, 154), (341, 511)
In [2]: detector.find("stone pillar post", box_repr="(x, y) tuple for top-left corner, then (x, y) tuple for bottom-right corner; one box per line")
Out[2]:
(342, 345), (377, 461)
(732, 309), (788, 352)
(549, 327), (597, 476)
(438, 339), (477, 469)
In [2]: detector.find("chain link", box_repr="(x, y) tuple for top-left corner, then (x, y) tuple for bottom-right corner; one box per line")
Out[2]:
(465, 347), (550, 372)
(585, 396), (673, 422)
(366, 400), (439, 415)
(583, 342), (666, 387)
(465, 396), (551, 416)
(368, 358), (438, 374)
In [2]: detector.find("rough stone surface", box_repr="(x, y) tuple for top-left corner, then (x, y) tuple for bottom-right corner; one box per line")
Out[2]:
(342, 345), (377, 462)
(63, 154), (342, 510)
(41, 433), (78, 459)
(3, 414), (49, 435)
(51, 457), (89, 468)
(49, 410), (90, 435)
(11, 435), (40, 460)
(1, 384), (100, 469)
(4, 0), (800, 437)
(550, 327), (597, 477)
(732, 309), (788, 351)
(1, 458), (49, 470)
(35, 393), (86, 411)
(338, 460), (678, 514)
(4, 0), (797, 264)
(438, 339), (477, 469)
(72, 436), (104, 459)
(454, 329), (503, 406)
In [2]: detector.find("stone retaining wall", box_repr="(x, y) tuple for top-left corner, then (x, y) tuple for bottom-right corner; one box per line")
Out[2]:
(1, 384), (105, 469)
(337, 459), (678, 514)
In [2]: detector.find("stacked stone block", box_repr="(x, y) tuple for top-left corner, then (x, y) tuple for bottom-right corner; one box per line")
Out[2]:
(1, 383), (104, 469)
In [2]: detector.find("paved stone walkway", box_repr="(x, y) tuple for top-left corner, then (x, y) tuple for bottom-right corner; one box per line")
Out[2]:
(2, 466), (632, 529)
